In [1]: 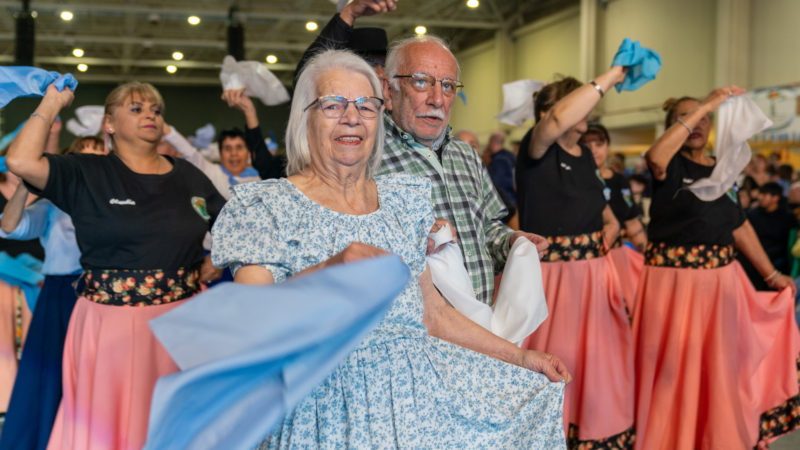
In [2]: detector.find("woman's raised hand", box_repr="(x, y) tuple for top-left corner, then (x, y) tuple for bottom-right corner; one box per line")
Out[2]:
(701, 86), (746, 113)
(41, 82), (75, 115)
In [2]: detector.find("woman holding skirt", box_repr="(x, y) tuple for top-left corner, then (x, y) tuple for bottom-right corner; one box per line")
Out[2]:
(633, 87), (800, 449)
(5, 81), (225, 449)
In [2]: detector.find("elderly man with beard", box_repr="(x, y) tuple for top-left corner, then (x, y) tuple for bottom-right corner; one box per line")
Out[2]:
(377, 36), (547, 306)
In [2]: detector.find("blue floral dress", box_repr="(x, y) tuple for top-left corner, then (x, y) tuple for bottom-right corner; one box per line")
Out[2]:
(211, 174), (566, 449)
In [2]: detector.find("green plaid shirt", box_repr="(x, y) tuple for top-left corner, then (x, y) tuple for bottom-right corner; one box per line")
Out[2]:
(377, 115), (513, 305)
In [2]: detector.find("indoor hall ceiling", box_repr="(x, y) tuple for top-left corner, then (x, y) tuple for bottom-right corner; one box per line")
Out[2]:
(0, 0), (575, 86)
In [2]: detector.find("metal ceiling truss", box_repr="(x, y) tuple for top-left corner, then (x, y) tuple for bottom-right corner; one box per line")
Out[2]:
(0, 0), (575, 85)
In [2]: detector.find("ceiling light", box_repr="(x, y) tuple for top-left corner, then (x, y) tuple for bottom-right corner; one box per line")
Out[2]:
(306, 21), (318, 31)
(466, 0), (480, 8)
(72, 48), (84, 58)
(415, 25), (427, 35)
(172, 51), (184, 61)
(166, 65), (177, 74)
(77, 64), (88, 72)
(60, 11), (73, 21)
(187, 16), (201, 26)
(266, 55), (278, 64)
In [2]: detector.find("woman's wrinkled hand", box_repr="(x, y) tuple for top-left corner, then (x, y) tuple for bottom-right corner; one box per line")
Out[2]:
(519, 350), (572, 383)
(426, 218), (457, 255)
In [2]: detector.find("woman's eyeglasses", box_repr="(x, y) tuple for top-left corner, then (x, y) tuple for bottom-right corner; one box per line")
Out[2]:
(304, 95), (385, 119)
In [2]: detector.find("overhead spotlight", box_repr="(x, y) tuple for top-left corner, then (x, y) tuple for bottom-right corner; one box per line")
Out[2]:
(60, 11), (73, 21)
(166, 65), (177, 74)
(266, 54), (278, 64)
(187, 16), (201, 26)
(172, 51), (184, 61)
(305, 21), (318, 31)
(415, 25), (427, 35)
(466, 0), (480, 8)
(72, 48), (84, 57)
(77, 63), (88, 72)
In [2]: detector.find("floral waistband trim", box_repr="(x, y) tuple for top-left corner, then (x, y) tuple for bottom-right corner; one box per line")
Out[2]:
(645, 242), (735, 269)
(542, 231), (606, 262)
(81, 266), (201, 306)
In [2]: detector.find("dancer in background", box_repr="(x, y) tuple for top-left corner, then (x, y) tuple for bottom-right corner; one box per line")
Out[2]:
(5, 80), (225, 449)
(633, 88), (800, 449)
(0, 136), (104, 450)
(517, 66), (635, 447)
(580, 123), (646, 312)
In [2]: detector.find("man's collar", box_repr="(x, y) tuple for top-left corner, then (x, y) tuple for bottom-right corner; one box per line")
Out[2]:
(383, 114), (452, 151)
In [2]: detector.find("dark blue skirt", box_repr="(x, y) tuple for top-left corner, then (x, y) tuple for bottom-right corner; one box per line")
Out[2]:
(0, 274), (81, 450)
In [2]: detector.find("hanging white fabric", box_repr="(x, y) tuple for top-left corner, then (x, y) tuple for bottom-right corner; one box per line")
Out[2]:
(66, 105), (104, 137)
(427, 225), (548, 345)
(219, 55), (290, 106)
(688, 95), (773, 201)
(495, 79), (546, 127)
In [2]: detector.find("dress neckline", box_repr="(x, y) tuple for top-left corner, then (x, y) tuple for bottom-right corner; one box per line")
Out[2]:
(282, 178), (384, 218)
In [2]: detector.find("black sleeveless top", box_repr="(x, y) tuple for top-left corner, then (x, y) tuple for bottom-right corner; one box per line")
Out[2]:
(515, 129), (606, 236)
(648, 153), (746, 246)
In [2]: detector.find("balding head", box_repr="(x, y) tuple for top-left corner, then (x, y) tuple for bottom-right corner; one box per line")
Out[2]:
(455, 130), (479, 153)
(384, 36), (461, 148)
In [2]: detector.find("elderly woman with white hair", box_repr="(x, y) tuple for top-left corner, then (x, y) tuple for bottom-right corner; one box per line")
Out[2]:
(211, 49), (569, 448)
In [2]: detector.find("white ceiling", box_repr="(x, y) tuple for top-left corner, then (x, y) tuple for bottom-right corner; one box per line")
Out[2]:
(0, 0), (574, 85)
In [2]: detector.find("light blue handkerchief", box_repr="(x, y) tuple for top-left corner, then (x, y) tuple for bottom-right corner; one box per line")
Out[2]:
(0, 67), (78, 109)
(145, 255), (410, 450)
(611, 38), (662, 93)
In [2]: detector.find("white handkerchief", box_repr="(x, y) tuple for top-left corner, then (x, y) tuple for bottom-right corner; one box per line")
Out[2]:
(220, 55), (290, 106)
(66, 105), (104, 137)
(427, 225), (548, 345)
(688, 96), (773, 201)
(495, 79), (546, 127)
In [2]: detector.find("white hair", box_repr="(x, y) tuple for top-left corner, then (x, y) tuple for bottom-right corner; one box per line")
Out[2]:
(285, 49), (385, 178)
(385, 35), (460, 91)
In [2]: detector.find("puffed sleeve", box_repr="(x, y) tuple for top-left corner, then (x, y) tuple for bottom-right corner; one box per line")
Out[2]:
(377, 174), (435, 276)
(210, 180), (292, 282)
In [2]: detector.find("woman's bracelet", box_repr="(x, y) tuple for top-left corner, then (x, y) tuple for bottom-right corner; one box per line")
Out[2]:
(763, 269), (781, 284)
(30, 112), (50, 126)
(676, 117), (693, 133)
(589, 80), (604, 98)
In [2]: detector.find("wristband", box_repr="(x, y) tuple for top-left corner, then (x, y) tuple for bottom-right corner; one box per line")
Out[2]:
(29, 112), (50, 126)
(676, 117), (692, 133)
(589, 80), (604, 98)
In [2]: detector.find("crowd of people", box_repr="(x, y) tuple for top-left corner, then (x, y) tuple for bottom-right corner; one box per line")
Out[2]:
(0, 1), (799, 449)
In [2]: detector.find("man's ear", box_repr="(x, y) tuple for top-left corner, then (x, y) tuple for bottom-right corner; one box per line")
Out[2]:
(382, 76), (393, 112)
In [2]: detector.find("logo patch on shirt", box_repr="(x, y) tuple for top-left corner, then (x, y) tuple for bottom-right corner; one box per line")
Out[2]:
(109, 198), (136, 206)
(603, 187), (611, 201)
(621, 188), (634, 207)
(191, 197), (210, 221)
(560, 162), (572, 171)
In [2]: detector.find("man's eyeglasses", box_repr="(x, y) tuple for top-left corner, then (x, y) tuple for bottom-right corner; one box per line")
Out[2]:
(393, 73), (464, 96)
(303, 95), (384, 119)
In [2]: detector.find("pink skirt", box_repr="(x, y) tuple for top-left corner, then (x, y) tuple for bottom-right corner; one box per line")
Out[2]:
(607, 246), (644, 315)
(0, 280), (31, 412)
(523, 257), (635, 445)
(632, 262), (800, 450)
(47, 297), (183, 450)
